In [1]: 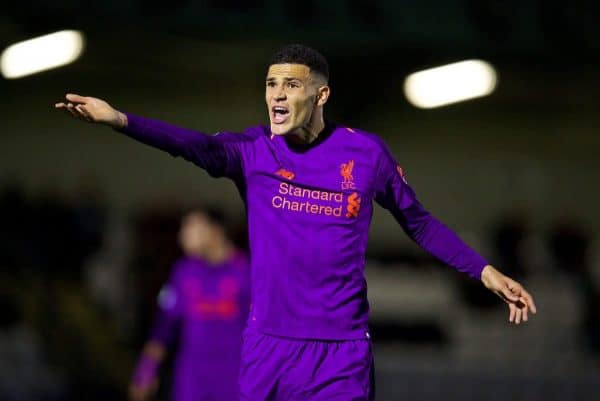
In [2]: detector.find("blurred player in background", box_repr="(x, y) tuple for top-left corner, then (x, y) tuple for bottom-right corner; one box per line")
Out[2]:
(57, 44), (536, 401)
(128, 206), (250, 401)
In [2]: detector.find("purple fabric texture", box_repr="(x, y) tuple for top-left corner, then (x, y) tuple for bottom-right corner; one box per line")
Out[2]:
(119, 115), (488, 340)
(239, 327), (374, 401)
(147, 252), (250, 401)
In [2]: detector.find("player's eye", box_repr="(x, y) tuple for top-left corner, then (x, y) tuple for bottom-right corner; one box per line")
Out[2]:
(287, 82), (299, 89)
(266, 81), (276, 87)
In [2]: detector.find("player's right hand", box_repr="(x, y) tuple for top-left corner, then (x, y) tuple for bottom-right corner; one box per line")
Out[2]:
(55, 93), (127, 129)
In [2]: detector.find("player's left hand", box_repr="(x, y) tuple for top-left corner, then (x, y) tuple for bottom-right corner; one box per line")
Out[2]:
(480, 265), (537, 324)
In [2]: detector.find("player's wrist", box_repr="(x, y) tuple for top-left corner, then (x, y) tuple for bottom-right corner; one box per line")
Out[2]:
(480, 264), (497, 288)
(112, 111), (128, 129)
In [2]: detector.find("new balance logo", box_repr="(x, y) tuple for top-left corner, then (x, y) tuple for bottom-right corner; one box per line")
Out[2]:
(275, 168), (295, 180)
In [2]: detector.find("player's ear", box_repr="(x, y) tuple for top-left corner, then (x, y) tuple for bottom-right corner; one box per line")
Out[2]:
(315, 85), (330, 106)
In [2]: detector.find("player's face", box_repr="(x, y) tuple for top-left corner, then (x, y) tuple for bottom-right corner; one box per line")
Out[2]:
(179, 212), (213, 256)
(265, 64), (321, 136)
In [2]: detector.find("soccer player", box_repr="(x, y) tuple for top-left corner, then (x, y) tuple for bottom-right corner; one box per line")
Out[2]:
(56, 44), (537, 401)
(128, 207), (250, 401)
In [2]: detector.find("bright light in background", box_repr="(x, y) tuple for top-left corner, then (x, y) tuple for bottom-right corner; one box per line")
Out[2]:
(1, 30), (85, 79)
(403, 60), (497, 109)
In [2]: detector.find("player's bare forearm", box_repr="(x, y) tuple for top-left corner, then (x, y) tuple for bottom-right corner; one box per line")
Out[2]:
(481, 265), (537, 324)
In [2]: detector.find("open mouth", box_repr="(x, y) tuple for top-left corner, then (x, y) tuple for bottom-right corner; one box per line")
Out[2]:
(271, 106), (289, 124)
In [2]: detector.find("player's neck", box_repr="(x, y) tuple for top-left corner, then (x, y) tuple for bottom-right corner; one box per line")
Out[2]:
(203, 241), (234, 266)
(287, 112), (325, 145)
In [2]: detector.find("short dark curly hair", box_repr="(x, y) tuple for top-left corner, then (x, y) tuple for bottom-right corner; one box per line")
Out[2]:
(269, 44), (329, 81)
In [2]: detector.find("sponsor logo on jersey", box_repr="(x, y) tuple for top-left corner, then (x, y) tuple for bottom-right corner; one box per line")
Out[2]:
(181, 277), (241, 320)
(271, 182), (361, 219)
(345, 192), (361, 218)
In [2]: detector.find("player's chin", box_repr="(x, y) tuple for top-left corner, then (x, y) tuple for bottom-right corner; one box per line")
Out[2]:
(269, 123), (291, 136)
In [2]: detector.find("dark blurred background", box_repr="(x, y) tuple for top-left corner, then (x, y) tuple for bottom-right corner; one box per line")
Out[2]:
(1, 1), (599, 400)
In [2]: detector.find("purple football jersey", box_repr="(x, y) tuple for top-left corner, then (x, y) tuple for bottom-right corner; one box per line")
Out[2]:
(149, 251), (250, 401)
(119, 115), (487, 340)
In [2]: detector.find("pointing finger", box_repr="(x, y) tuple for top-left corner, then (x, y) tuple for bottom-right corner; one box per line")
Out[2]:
(66, 93), (87, 103)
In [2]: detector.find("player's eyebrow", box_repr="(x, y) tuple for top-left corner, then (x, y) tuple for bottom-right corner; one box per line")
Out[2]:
(266, 76), (304, 82)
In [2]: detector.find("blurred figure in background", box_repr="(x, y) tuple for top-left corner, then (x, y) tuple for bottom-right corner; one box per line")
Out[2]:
(0, 288), (65, 401)
(490, 207), (531, 280)
(548, 216), (599, 355)
(460, 207), (533, 309)
(129, 206), (250, 401)
(0, 183), (32, 272)
(548, 215), (589, 276)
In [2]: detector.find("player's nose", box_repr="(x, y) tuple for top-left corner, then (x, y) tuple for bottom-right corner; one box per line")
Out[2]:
(274, 86), (286, 100)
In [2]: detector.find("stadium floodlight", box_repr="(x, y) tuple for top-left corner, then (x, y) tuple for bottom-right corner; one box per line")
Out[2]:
(403, 60), (497, 109)
(1, 30), (85, 79)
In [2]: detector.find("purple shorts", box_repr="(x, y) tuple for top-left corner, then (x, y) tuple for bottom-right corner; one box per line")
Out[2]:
(239, 327), (374, 401)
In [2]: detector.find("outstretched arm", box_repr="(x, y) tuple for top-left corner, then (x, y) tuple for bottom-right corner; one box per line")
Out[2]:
(374, 144), (536, 324)
(55, 93), (247, 179)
